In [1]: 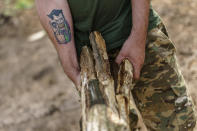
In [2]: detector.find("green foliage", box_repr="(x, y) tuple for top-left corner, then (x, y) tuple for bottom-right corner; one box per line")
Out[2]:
(0, 0), (34, 16)
(14, 0), (34, 10)
(1, 0), (34, 16)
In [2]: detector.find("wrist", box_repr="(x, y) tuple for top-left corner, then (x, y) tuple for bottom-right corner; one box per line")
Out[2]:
(128, 30), (147, 47)
(130, 25), (147, 36)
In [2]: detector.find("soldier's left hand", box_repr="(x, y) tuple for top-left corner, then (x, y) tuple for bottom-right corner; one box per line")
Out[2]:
(115, 32), (146, 80)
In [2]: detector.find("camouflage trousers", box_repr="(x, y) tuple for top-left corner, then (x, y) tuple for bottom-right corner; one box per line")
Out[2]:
(108, 23), (196, 131)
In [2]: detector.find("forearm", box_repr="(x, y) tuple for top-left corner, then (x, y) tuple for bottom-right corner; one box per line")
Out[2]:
(130, 0), (150, 46)
(35, 0), (80, 85)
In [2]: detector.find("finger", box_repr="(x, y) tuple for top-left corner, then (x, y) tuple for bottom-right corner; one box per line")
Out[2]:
(125, 58), (140, 80)
(133, 63), (141, 80)
(74, 72), (81, 90)
(115, 53), (125, 65)
(76, 74), (81, 87)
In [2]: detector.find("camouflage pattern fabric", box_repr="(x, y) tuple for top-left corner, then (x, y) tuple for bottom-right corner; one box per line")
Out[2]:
(108, 23), (196, 131)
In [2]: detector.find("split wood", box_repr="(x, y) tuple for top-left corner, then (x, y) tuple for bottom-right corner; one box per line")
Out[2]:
(79, 31), (147, 131)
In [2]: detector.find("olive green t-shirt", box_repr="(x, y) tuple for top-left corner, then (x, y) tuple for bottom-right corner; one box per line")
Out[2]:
(67, 0), (161, 56)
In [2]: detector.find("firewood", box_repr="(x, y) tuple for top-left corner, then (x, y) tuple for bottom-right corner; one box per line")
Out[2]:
(117, 59), (147, 131)
(80, 46), (129, 131)
(79, 31), (147, 131)
(89, 32), (118, 114)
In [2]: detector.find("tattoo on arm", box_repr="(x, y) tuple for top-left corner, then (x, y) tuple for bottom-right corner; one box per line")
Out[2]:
(47, 9), (71, 44)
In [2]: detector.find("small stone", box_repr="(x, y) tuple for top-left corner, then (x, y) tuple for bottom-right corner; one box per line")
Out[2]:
(188, 123), (192, 127)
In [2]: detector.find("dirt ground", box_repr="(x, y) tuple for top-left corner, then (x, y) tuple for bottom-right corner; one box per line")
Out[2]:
(0, 0), (197, 131)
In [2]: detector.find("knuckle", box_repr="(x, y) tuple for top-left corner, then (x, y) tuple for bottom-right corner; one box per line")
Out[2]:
(120, 52), (126, 57)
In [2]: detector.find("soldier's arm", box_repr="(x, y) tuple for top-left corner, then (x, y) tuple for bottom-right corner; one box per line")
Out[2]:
(35, 0), (80, 86)
(131, 0), (149, 42)
(116, 0), (150, 80)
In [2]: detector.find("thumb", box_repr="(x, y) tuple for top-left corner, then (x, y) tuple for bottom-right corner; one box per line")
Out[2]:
(115, 53), (125, 65)
(74, 72), (81, 90)
(133, 63), (141, 80)
(76, 74), (81, 87)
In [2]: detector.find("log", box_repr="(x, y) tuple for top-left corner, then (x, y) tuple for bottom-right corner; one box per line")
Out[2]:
(80, 46), (105, 131)
(117, 59), (147, 131)
(80, 31), (147, 131)
(116, 59), (134, 129)
(80, 46), (129, 131)
(89, 32), (118, 114)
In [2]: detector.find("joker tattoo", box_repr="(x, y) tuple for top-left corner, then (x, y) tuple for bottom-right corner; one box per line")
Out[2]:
(47, 9), (71, 44)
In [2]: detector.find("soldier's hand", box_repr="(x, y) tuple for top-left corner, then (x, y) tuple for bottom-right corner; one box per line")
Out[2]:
(73, 70), (81, 89)
(115, 33), (146, 80)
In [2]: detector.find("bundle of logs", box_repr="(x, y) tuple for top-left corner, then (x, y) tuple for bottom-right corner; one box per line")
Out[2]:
(79, 32), (147, 131)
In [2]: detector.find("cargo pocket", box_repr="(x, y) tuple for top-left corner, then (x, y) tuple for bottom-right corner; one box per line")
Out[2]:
(145, 26), (196, 130)
(146, 27), (176, 67)
(146, 27), (184, 95)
